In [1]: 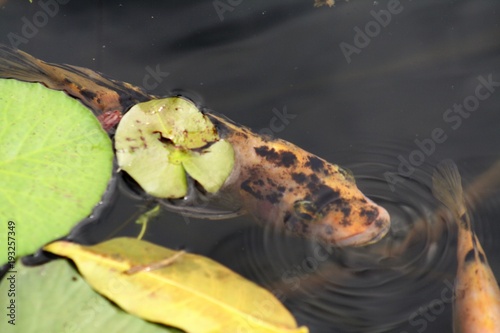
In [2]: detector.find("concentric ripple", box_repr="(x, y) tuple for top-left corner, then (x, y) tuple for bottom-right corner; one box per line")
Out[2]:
(209, 146), (500, 333)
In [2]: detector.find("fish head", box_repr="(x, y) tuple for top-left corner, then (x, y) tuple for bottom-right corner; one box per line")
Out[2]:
(283, 170), (390, 247)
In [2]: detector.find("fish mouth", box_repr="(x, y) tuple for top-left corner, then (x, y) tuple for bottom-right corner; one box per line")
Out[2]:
(334, 206), (391, 247)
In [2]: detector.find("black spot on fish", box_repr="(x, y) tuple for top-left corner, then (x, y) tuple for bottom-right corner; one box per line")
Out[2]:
(266, 177), (277, 187)
(360, 207), (378, 224)
(310, 173), (320, 183)
(253, 179), (265, 187)
(255, 146), (279, 159)
(315, 185), (341, 208)
(266, 192), (283, 204)
(254, 146), (297, 167)
(306, 174), (322, 192)
(241, 179), (264, 200)
(280, 151), (297, 167)
(292, 172), (307, 184)
(80, 89), (97, 101)
(306, 156), (325, 172)
(341, 206), (351, 217)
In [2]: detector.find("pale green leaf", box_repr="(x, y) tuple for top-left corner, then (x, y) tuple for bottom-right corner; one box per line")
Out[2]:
(115, 97), (234, 198)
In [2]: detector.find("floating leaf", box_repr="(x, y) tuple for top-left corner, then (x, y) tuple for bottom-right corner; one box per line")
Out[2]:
(115, 97), (234, 198)
(0, 79), (113, 263)
(45, 237), (309, 333)
(0, 259), (180, 333)
(182, 140), (234, 193)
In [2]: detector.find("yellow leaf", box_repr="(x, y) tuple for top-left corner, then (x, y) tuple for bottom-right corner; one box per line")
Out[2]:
(44, 238), (308, 333)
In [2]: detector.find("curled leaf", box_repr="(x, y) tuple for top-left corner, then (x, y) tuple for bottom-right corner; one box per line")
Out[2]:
(45, 237), (308, 333)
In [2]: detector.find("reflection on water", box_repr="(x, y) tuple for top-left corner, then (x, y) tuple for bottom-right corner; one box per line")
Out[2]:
(1, 0), (500, 332)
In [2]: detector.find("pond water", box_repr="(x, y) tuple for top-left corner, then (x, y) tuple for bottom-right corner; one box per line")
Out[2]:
(1, 1), (500, 332)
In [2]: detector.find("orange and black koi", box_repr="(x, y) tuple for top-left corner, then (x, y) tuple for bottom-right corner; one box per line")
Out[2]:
(0, 44), (390, 246)
(432, 160), (500, 333)
(210, 114), (390, 246)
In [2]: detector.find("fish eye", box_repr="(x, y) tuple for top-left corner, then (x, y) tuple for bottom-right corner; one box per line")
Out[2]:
(292, 200), (318, 221)
(339, 166), (356, 184)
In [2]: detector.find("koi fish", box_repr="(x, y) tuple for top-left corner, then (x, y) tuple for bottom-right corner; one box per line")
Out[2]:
(432, 160), (500, 333)
(0, 45), (390, 246)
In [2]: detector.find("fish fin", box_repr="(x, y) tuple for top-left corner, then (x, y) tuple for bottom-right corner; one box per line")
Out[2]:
(0, 44), (153, 114)
(432, 159), (466, 217)
(160, 200), (245, 220)
(0, 44), (50, 83)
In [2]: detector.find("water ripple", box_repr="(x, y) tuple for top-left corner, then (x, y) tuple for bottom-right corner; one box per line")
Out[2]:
(210, 146), (462, 332)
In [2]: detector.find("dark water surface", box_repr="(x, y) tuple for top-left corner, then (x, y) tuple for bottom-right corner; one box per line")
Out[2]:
(1, 1), (500, 332)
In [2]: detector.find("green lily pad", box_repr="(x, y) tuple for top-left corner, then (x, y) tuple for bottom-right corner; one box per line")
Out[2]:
(0, 260), (181, 332)
(0, 79), (113, 263)
(115, 97), (234, 198)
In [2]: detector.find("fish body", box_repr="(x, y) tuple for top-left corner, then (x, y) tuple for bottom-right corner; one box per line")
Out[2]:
(0, 45), (390, 246)
(210, 113), (390, 246)
(432, 160), (500, 333)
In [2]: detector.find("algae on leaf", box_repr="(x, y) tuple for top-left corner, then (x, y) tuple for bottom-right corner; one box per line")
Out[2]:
(115, 97), (234, 199)
(45, 238), (309, 333)
(0, 259), (181, 333)
(0, 79), (113, 263)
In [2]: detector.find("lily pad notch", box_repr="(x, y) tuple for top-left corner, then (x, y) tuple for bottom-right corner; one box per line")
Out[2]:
(115, 97), (235, 199)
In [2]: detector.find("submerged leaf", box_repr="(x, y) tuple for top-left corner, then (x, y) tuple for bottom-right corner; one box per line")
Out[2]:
(45, 238), (309, 333)
(0, 259), (180, 333)
(0, 79), (113, 263)
(115, 97), (234, 198)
